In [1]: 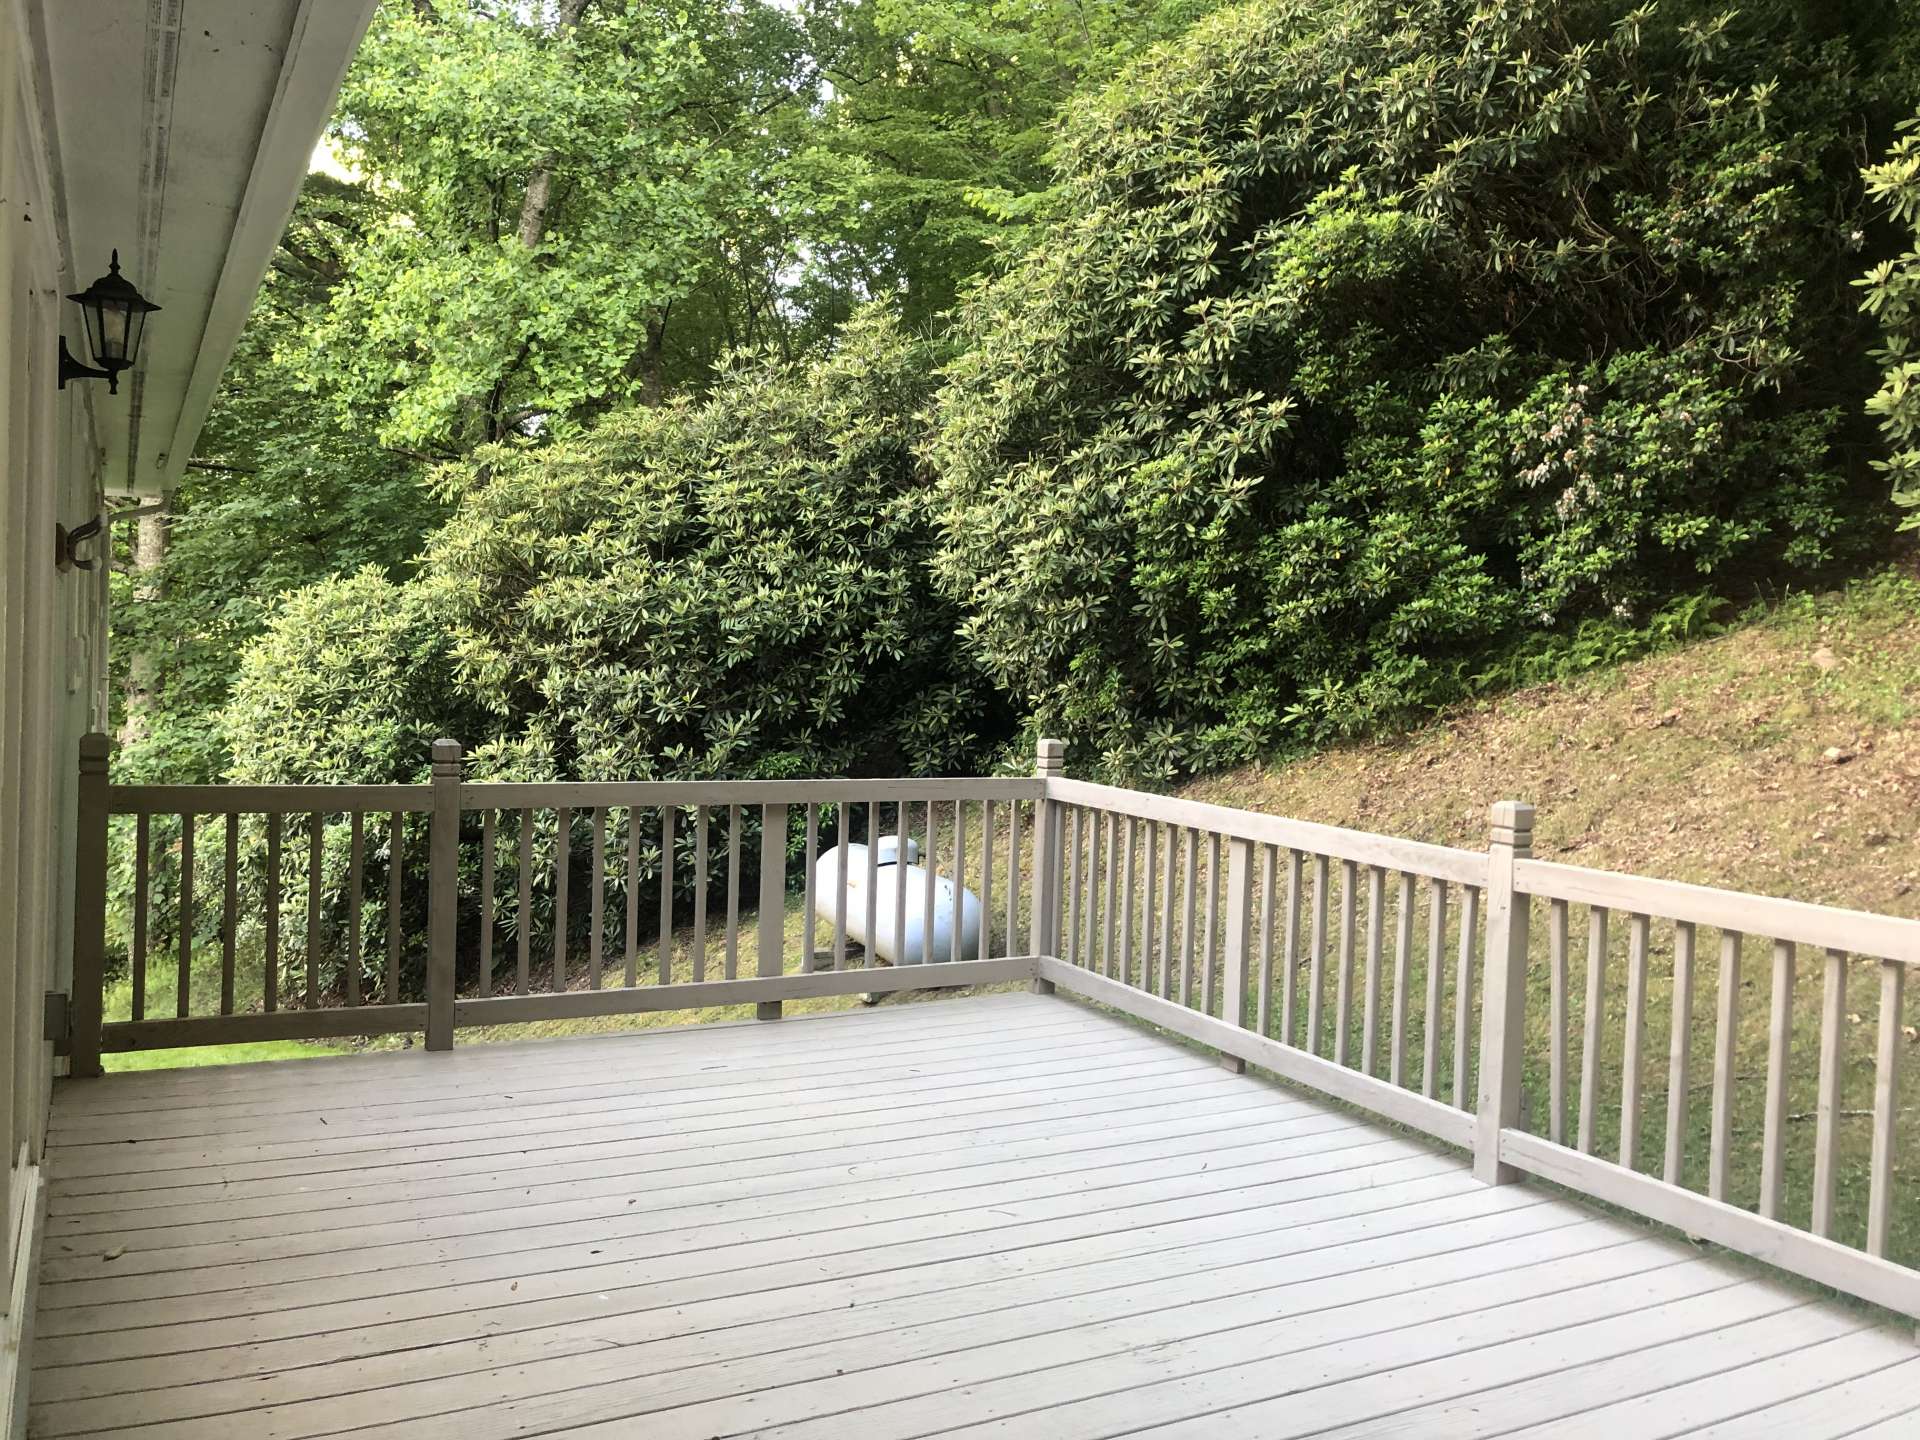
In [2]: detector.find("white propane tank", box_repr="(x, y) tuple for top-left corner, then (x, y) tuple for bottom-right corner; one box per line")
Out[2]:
(812, 835), (982, 965)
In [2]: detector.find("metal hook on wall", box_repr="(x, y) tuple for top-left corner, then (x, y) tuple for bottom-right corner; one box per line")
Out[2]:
(54, 515), (104, 573)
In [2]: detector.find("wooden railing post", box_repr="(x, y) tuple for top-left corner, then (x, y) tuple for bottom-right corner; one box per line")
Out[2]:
(68, 734), (110, 1078)
(1028, 739), (1065, 993)
(426, 739), (461, 1052)
(1475, 799), (1534, 1183)
(755, 803), (788, 1020)
(1218, 835), (1255, 1073)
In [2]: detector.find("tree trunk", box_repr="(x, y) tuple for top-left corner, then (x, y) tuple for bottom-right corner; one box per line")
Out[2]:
(513, 0), (595, 250)
(639, 311), (666, 408)
(118, 504), (168, 751)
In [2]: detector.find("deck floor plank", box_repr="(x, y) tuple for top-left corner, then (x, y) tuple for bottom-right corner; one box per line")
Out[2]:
(29, 992), (1916, 1439)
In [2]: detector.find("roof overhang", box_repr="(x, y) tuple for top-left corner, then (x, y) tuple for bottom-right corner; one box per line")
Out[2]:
(25, 0), (376, 497)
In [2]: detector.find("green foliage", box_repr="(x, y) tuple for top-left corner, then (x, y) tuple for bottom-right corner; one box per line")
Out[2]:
(801, 0), (1225, 327)
(1860, 113), (1920, 527)
(224, 309), (989, 784)
(225, 571), (481, 784)
(309, 0), (818, 451)
(930, 0), (1899, 780)
(110, 175), (442, 785)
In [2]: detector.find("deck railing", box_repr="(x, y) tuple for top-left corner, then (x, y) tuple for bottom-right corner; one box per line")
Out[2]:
(65, 733), (1920, 1321)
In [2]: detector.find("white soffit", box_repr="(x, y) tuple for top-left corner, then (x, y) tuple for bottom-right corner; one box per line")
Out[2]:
(29, 0), (376, 496)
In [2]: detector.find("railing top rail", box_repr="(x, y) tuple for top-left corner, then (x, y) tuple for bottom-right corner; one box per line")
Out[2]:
(108, 784), (432, 816)
(459, 777), (1044, 808)
(1045, 777), (1489, 887)
(1514, 856), (1920, 966)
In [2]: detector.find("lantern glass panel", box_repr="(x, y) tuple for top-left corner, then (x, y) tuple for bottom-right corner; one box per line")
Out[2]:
(97, 301), (133, 363)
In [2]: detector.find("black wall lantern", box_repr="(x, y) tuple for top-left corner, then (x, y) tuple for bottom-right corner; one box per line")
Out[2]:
(59, 250), (160, 394)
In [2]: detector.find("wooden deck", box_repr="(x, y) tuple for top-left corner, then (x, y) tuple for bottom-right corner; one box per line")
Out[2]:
(27, 992), (1920, 1438)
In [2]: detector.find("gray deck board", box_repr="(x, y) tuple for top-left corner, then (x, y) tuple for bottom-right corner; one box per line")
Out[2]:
(27, 990), (1917, 1438)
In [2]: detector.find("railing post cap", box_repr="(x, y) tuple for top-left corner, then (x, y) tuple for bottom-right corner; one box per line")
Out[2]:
(1489, 799), (1534, 828)
(1035, 737), (1064, 759)
(1489, 799), (1534, 855)
(79, 732), (111, 765)
(431, 738), (463, 766)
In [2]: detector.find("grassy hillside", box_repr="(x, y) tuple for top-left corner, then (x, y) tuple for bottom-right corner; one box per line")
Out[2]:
(1185, 567), (1920, 913)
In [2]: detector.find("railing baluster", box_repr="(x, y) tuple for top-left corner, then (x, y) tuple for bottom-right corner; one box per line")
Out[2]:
(265, 814), (282, 1013)
(552, 805), (572, 993)
(725, 804), (742, 980)
(950, 800), (968, 965)
(1158, 825), (1177, 999)
(1391, 872), (1414, 1088)
(832, 802), (848, 970)
(623, 807), (639, 987)
(223, 813), (240, 1015)
(304, 813), (320, 1010)
(921, 799), (938, 965)
(1308, 854), (1329, 1057)
(980, 801), (997, 960)
(694, 807), (710, 982)
(867, 800), (882, 968)
(1811, 947), (1849, 1238)
(1142, 822), (1161, 992)
(1083, 807), (1102, 974)
(346, 812), (364, 1008)
(914, 801), (929, 963)
(1201, 832), (1220, 1009)
(1548, 898), (1569, 1144)
(1362, 865), (1385, 1077)
(755, 804), (788, 1020)
(477, 811), (494, 1000)
(180, 813), (196, 1019)
(894, 802), (910, 971)
(1105, 821), (1121, 983)
(658, 806), (676, 984)
(1422, 878), (1447, 1098)
(388, 811), (404, 1001)
(515, 809), (532, 996)
(1064, 806), (1082, 968)
(1619, 912), (1651, 1169)
(132, 813), (150, 1024)
(1179, 827), (1198, 1008)
(803, 804), (819, 970)
(1257, 845), (1278, 1037)
(1005, 799), (1022, 956)
(1578, 906), (1609, 1153)
(1452, 884), (1480, 1110)
(1663, 920), (1695, 1184)
(1868, 957), (1905, 1257)
(1280, 851), (1302, 1047)
(589, 807), (606, 990)
(1759, 939), (1797, 1221)
(1708, 929), (1742, 1201)
(1221, 836), (1254, 1043)
(1109, 816), (1126, 981)
(1334, 858), (1357, 1067)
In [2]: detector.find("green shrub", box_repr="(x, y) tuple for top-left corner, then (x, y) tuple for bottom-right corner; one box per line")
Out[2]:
(930, 0), (1897, 779)
(225, 568), (477, 784)
(1860, 113), (1920, 527)
(226, 307), (989, 785)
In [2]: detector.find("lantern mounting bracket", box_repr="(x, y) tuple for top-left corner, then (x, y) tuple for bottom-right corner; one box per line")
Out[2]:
(58, 335), (115, 392)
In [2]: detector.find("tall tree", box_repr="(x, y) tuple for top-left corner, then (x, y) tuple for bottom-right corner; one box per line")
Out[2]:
(302, 0), (819, 453)
(795, 0), (1225, 327)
